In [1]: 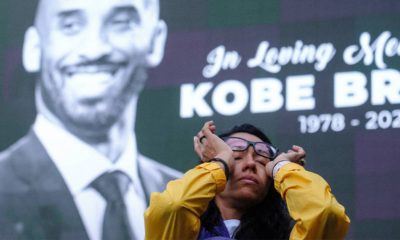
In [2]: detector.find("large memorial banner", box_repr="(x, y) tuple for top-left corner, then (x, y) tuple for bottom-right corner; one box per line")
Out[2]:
(1, 1), (400, 239)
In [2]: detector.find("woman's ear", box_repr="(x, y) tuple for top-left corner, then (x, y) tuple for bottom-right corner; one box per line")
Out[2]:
(145, 20), (167, 68)
(23, 26), (41, 72)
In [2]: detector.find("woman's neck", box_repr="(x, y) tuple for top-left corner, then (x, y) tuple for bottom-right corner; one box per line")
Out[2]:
(215, 197), (245, 220)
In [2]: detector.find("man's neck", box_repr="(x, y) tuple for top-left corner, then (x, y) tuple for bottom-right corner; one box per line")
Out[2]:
(70, 102), (135, 162)
(88, 119), (128, 162)
(36, 89), (137, 162)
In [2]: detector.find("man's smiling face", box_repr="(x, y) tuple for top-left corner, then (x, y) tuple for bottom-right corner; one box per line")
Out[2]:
(34, 0), (162, 133)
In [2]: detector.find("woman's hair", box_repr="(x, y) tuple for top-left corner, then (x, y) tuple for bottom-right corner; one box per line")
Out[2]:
(200, 123), (293, 239)
(234, 186), (293, 239)
(218, 123), (273, 144)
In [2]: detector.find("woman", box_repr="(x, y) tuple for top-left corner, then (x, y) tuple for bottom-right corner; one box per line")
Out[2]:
(145, 121), (350, 239)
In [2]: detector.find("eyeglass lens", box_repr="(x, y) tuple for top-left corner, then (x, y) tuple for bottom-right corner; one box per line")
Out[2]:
(223, 137), (277, 159)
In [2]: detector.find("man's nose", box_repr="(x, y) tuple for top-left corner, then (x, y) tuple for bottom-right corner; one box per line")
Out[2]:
(79, 27), (112, 60)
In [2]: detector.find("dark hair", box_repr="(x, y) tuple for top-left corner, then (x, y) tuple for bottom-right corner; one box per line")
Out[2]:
(200, 123), (293, 239)
(218, 123), (273, 144)
(234, 187), (293, 239)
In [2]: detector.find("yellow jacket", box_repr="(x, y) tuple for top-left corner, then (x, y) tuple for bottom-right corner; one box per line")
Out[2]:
(145, 162), (350, 240)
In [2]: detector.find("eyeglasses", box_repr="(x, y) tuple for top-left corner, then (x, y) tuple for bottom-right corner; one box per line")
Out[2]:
(222, 137), (279, 159)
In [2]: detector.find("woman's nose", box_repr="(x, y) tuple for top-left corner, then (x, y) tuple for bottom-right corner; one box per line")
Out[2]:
(243, 147), (257, 168)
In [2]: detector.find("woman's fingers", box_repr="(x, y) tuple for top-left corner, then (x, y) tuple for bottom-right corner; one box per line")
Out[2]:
(196, 121), (216, 143)
(273, 146), (307, 166)
(292, 145), (306, 158)
(201, 121), (215, 139)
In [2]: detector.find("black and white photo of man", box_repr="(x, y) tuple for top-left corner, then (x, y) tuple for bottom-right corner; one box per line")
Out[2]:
(0, 0), (181, 239)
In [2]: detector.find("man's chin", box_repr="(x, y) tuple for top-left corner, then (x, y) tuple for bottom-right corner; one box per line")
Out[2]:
(62, 104), (121, 135)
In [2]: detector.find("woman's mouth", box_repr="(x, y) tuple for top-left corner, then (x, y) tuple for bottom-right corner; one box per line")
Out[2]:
(239, 176), (259, 184)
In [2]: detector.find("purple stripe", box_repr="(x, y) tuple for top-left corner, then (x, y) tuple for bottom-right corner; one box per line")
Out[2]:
(355, 130), (400, 219)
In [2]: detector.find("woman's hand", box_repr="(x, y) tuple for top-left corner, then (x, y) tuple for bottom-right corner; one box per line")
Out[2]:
(193, 121), (233, 166)
(265, 145), (306, 178)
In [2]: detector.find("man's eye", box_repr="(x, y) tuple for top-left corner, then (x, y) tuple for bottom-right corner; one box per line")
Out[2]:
(110, 13), (139, 31)
(59, 18), (83, 35)
(112, 18), (130, 26)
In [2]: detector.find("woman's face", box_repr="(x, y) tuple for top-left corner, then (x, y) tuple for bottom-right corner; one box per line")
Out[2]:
(217, 132), (272, 210)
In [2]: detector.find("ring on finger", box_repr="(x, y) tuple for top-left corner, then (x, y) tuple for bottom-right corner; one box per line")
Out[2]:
(299, 158), (306, 166)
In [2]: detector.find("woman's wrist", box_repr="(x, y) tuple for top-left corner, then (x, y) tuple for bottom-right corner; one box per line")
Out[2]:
(266, 159), (290, 178)
(271, 160), (291, 179)
(209, 157), (230, 180)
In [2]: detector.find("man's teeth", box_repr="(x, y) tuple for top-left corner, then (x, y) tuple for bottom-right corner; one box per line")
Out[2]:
(66, 72), (114, 82)
(66, 65), (117, 75)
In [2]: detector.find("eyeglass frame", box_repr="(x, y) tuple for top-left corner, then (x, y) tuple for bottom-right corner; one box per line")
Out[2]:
(222, 136), (279, 160)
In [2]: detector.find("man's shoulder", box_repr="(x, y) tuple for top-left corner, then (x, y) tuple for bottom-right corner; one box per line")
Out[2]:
(0, 132), (47, 187)
(138, 154), (182, 179)
(0, 135), (31, 190)
(137, 154), (182, 195)
(0, 134), (31, 170)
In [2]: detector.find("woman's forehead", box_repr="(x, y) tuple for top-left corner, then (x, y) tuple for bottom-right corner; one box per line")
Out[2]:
(229, 132), (263, 142)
